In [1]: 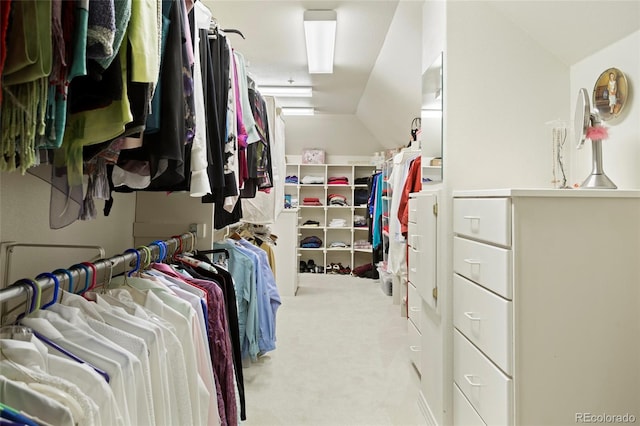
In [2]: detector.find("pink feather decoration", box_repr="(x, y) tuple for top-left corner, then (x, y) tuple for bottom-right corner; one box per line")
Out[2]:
(586, 125), (609, 140)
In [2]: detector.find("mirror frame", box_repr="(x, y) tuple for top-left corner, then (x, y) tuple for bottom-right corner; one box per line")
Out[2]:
(421, 52), (444, 182)
(592, 67), (628, 121)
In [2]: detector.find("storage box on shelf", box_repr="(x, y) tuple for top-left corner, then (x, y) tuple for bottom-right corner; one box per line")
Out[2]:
(286, 162), (376, 276)
(452, 189), (640, 425)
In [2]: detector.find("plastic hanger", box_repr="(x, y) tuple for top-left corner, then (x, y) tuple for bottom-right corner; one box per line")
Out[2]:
(150, 240), (167, 263)
(14, 279), (38, 320)
(31, 329), (110, 383)
(124, 249), (141, 277)
(81, 262), (98, 292)
(70, 263), (91, 294)
(53, 268), (74, 293)
(34, 272), (60, 309)
(137, 246), (152, 270)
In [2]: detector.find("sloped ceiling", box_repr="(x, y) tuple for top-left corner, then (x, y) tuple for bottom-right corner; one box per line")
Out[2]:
(488, 1), (640, 66)
(356, 1), (423, 149)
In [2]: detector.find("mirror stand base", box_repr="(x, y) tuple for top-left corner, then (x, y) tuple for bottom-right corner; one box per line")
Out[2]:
(580, 173), (617, 189)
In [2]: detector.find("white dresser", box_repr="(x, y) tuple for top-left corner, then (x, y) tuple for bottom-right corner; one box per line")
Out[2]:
(407, 190), (446, 425)
(407, 192), (438, 374)
(452, 189), (640, 425)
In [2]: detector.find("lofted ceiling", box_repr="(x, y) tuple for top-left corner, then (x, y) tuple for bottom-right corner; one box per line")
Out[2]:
(203, 0), (400, 115)
(202, 1), (640, 118)
(488, 1), (640, 66)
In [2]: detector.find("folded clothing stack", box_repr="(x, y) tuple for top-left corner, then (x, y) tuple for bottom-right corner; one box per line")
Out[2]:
(300, 235), (322, 248)
(354, 188), (369, 206)
(353, 239), (372, 249)
(329, 241), (349, 248)
(354, 177), (369, 185)
(301, 175), (325, 184)
(353, 215), (367, 227)
(328, 176), (349, 185)
(302, 219), (320, 226)
(285, 175), (299, 184)
(327, 193), (348, 206)
(303, 197), (322, 206)
(328, 218), (347, 228)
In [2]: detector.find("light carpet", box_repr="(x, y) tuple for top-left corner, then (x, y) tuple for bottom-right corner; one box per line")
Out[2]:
(241, 275), (425, 425)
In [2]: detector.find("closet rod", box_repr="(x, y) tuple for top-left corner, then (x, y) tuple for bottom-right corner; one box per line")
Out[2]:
(0, 233), (196, 326)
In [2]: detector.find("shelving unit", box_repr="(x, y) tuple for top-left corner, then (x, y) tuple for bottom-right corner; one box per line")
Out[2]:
(284, 163), (376, 275)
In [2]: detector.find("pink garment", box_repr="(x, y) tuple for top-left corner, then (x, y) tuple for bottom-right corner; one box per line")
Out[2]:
(232, 52), (249, 186)
(179, 0), (194, 66)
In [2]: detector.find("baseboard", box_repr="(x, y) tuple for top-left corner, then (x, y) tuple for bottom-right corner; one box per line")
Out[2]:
(418, 391), (438, 426)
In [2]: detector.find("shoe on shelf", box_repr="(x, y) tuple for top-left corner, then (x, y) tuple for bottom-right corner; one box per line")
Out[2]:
(325, 264), (332, 274)
(332, 263), (340, 274)
(299, 260), (307, 273)
(307, 259), (316, 273)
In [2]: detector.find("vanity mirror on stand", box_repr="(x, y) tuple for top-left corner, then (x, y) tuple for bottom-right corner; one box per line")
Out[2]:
(574, 87), (617, 189)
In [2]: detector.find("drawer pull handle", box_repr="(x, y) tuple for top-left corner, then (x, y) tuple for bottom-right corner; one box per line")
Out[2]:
(409, 345), (421, 352)
(463, 215), (480, 220)
(463, 259), (481, 265)
(464, 374), (483, 387)
(410, 307), (420, 312)
(464, 312), (482, 321)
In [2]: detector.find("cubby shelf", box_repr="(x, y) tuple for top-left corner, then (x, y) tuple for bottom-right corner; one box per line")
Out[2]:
(285, 162), (376, 275)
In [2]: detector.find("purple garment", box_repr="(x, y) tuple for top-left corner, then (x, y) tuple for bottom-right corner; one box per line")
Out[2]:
(152, 263), (237, 426)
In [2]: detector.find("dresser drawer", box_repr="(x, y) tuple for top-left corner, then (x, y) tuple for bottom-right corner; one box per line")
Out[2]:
(454, 383), (486, 426)
(408, 282), (421, 332)
(453, 198), (511, 247)
(454, 274), (512, 375)
(408, 318), (422, 374)
(454, 329), (513, 426)
(408, 197), (418, 224)
(453, 236), (513, 300)
(408, 244), (418, 284)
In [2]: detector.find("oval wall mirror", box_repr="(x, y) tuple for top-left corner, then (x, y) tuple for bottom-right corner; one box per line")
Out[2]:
(592, 67), (628, 121)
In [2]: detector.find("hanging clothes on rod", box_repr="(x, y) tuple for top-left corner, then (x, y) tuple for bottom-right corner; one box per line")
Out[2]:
(0, 232), (252, 426)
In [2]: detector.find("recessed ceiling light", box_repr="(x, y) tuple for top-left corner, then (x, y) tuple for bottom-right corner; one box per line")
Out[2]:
(258, 86), (313, 97)
(281, 107), (315, 116)
(304, 10), (337, 74)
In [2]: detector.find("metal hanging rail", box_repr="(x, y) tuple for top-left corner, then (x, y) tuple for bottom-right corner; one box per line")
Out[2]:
(0, 233), (196, 326)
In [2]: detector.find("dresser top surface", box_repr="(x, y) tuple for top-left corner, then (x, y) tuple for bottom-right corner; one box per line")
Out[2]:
(453, 188), (640, 198)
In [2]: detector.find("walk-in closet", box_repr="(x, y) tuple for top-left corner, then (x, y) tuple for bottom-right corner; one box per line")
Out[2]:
(2, 1), (639, 425)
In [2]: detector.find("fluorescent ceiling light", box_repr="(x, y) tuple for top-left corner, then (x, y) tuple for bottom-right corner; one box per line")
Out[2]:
(281, 107), (315, 116)
(304, 10), (337, 74)
(258, 86), (312, 97)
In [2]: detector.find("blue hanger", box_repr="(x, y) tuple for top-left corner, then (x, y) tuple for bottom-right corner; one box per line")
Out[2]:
(31, 330), (110, 383)
(35, 273), (60, 309)
(150, 240), (167, 262)
(53, 268), (74, 293)
(70, 263), (91, 294)
(124, 249), (141, 277)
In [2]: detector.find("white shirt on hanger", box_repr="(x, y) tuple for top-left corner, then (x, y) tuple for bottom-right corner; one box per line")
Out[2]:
(0, 374), (76, 426)
(19, 316), (133, 426)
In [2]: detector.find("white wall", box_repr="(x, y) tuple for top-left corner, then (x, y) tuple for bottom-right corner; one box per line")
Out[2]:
(445, 1), (569, 191)
(570, 31), (640, 190)
(284, 114), (386, 156)
(0, 172), (136, 287)
(357, 1), (423, 149)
